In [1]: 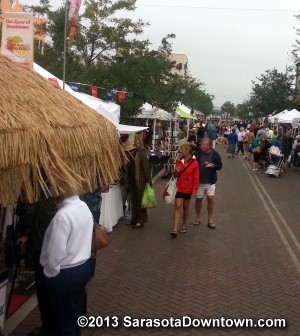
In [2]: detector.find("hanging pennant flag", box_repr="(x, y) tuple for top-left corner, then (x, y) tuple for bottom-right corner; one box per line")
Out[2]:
(67, 0), (82, 50)
(106, 90), (113, 101)
(91, 86), (97, 98)
(117, 91), (126, 103)
(70, 82), (79, 92)
(48, 78), (60, 89)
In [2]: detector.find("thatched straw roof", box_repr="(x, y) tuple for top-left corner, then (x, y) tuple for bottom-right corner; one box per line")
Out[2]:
(0, 56), (122, 206)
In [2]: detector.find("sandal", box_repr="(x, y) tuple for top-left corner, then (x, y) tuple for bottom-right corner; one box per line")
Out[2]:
(170, 231), (177, 238)
(193, 219), (201, 225)
(207, 223), (216, 229)
(180, 228), (187, 234)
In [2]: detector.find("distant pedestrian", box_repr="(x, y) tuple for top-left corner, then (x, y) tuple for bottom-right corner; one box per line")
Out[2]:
(243, 130), (255, 161)
(226, 129), (238, 158)
(194, 138), (223, 229)
(170, 143), (199, 238)
(197, 123), (206, 145)
(207, 124), (218, 149)
(236, 127), (246, 155)
(252, 134), (263, 173)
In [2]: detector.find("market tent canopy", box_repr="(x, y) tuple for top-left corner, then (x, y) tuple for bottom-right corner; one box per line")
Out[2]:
(80, 93), (120, 124)
(176, 108), (197, 120)
(0, 56), (122, 206)
(176, 102), (197, 120)
(33, 63), (147, 134)
(135, 103), (173, 121)
(278, 109), (300, 123)
(268, 110), (288, 123)
(79, 93), (147, 134)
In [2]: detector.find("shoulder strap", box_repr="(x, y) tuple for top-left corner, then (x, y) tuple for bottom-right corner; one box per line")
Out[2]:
(177, 159), (195, 180)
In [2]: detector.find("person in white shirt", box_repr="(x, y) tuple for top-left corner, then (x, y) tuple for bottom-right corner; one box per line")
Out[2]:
(236, 127), (246, 155)
(40, 195), (93, 336)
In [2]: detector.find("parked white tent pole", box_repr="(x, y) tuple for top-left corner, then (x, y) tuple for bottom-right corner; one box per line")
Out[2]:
(152, 118), (157, 151)
(62, 0), (68, 90)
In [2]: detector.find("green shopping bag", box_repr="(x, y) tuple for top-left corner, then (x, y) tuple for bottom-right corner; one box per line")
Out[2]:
(141, 183), (156, 209)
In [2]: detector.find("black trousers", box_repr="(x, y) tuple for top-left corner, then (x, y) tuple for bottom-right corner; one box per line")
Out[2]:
(236, 141), (244, 154)
(40, 259), (91, 336)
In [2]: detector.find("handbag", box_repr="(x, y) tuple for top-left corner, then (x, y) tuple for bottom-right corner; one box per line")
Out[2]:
(91, 222), (109, 252)
(141, 183), (156, 209)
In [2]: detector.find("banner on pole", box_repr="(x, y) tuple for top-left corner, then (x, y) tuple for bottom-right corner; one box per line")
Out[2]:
(0, 12), (34, 69)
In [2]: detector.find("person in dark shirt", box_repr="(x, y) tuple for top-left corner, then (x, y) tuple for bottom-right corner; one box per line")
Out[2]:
(197, 124), (206, 145)
(16, 197), (57, 336)
(193, 138), (223, 229)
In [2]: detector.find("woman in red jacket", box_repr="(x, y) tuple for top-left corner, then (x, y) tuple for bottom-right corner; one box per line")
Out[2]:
(170, 143), (199, 238)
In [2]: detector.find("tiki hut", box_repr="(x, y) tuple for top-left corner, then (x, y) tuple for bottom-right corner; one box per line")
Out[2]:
(0, 56), (122, 206)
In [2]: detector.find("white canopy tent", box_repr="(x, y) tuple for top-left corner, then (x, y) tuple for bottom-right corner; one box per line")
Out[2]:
(268, 110), (288, 123)
(135, 103), (174, 150)
(80, 93), (120, 125)
(33, 63), (147, 134)
(135, 102), (173, 121)
(277, 109), (300, 124)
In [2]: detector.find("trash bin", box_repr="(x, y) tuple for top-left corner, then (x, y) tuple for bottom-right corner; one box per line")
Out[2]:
(0, 268), (8, 336)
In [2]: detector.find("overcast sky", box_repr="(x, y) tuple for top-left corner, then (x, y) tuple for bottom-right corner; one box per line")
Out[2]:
(19, 0), (300, 108)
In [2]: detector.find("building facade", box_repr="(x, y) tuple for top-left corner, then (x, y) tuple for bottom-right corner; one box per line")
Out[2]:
(169, 52), (189, 78)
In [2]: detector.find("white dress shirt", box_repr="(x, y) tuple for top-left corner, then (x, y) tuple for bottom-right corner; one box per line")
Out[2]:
(40, 195), (93, 278)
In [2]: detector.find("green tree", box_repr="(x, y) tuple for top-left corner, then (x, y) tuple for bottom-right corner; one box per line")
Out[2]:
(75, 0), (149, 66)
(24, 0), (215, 121)
(235, 99), (255, 120)
(250, 68), (294, 117)
(221, 101), (236, 117)
(292, 14), (300, 63)
(181, 79), (214, 117)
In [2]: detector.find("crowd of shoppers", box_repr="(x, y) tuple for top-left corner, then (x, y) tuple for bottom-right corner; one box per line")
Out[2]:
(8, 118), (300, 336)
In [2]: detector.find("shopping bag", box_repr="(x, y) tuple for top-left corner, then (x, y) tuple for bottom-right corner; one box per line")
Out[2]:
(163, 176), (177, 205)
(141, 183), (157, 209)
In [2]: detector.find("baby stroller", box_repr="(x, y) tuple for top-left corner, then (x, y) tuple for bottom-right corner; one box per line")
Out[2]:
(265, 146), (284, 178)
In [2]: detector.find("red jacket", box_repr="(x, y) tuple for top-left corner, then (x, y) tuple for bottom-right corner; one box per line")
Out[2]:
(175, 158), (199, 195)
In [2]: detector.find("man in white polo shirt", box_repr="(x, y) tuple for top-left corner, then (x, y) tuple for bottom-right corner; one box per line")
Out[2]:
(40, 195), (93, 335)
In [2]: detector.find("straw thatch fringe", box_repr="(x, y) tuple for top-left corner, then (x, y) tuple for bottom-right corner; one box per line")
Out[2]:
(0, 56), (122, 206)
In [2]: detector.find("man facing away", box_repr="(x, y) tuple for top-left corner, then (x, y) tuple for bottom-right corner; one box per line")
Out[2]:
(40, 195), (93, 336)
(193, 138), (223, 229)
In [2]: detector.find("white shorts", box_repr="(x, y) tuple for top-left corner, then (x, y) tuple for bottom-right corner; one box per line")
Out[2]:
(196, 184), (216, 198)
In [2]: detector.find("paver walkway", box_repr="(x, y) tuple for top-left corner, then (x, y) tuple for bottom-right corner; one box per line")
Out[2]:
(9, 146), (300, 335)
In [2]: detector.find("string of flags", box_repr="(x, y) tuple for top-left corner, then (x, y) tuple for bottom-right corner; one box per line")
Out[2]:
(67, 81), (128, 103)
(48, 77), (179, 107)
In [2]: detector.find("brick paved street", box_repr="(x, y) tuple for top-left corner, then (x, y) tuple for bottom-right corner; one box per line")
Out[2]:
(9, 145), (300, 335)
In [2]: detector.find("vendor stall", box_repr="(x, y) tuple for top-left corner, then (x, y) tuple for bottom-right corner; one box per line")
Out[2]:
(135, 103), (173, 150)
